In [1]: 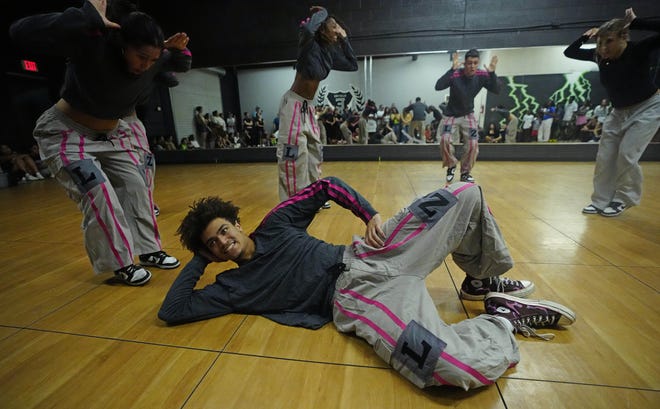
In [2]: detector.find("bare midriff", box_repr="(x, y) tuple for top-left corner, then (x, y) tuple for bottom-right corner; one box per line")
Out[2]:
(290, 73), (320, 100)
(55, 99), (119, 132)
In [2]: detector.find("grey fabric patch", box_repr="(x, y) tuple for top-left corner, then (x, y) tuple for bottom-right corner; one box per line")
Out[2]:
(408, 188), (457, 229)
(64, 159), (106, 194)
(392, 320), (446, 383)
(283, 144), (299, 160)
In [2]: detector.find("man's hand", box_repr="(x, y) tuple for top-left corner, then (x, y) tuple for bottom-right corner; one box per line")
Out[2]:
(198, 249), (222, 263)
(451, 52), (461, 70)
(88, 0), (121, 29)
(485, 55), (498, 72)
(623, 8), (636, 28)
(164, 32), (189, 50)
(364, 213), (385, 248)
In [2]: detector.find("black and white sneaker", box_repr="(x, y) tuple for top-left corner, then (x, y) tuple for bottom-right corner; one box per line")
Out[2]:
(139, 251), (181, 269)
(460, 173), (475, 183)
(154, 205), (160, 217)
(485, 292), (576, 340)
(322, 201), (331, 209)
(446, 166), (456, 182)
(581, 204), (600, 214)
(600, 201), (626, 217)
(460, 276), (535, 301)
(114, 264), (152, 286)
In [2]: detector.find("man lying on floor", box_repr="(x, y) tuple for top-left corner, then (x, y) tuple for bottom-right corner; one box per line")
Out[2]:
(158, 176), (575, 390)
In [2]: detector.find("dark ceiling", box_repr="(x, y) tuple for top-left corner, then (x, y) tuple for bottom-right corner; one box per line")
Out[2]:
(6, 0), (660, 70)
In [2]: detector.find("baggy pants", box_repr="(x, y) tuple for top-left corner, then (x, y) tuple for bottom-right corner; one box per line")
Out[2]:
(276, 90), (323, 202)
(333, 182), (519, 390)
(438, 114), (479, 174)
(33, 106), (162, 273)
(123, 115), (156, 205)
(591, 93), (660, 209)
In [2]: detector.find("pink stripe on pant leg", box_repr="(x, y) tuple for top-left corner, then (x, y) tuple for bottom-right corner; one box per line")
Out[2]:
(355, 223), (426, 259)
(339, 287), (491, 387)
(451, 183), (475, 196)
(69, 134), (132, 266)
(117, 130), (162, 248)
(383, 213), (414, 247)
(86, 190), (125, 267)
(334, 301), (398, 345)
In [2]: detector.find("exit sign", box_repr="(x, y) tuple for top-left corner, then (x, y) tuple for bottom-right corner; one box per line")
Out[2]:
(21, 60), (39, 72)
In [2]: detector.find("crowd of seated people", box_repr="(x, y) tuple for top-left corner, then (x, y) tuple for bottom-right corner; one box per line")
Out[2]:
(157, 96), (616, 154)
(0, 142), (50, 186)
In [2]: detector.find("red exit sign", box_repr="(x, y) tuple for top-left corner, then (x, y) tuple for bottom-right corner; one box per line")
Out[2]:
(21, 60), (39, 72)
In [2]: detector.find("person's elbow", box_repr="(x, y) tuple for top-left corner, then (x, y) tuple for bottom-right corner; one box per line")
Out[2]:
(157, 302), (189, 325)
(157, 306), (177, 324)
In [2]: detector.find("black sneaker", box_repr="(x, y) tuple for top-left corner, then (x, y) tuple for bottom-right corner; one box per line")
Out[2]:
(460, 173), (475, 182)
(154, 205), (160, 217)
(114, 264), (152, 286)
(139, 251), (181, 269)
(484, 292), (576, 340)
(600, 201), (626, 217)
(460, 276), (535, 301)
(446, 166), (456, 182)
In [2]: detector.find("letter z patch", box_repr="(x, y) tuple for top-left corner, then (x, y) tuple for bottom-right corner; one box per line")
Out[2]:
(408, 188), (457, 229)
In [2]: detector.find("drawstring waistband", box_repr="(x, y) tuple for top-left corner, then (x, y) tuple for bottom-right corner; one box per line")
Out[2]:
(301, 100), (308, 124)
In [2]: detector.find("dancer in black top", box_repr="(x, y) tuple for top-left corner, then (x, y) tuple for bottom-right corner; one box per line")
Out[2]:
(564, 8), (660, 217)
(276, 6), (358, 202)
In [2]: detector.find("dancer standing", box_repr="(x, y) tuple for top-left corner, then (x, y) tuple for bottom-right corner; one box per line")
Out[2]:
(436, 49), (500, 183)
(10, 0), (189, 285)
(564, 8), (660, 217)
(276, 6), (358, 202)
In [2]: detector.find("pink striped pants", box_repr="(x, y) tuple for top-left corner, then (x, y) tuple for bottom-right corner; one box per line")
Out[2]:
(333, 182), (519, 389)
(438, 114), (480, 174)
(33, 106), (162, 273)
(276, 90), (323, 202)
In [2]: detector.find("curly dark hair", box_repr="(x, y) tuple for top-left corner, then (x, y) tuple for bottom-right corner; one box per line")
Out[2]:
(177, 197), (240, 253)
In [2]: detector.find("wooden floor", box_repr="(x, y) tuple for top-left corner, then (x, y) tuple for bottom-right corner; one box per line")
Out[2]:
(0, 161), (658, 409)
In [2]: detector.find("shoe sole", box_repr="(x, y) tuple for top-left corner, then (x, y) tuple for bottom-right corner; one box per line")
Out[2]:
(139, 261), (181, 269)
(484, 292), (576, 326)
(582, 209), (599, 214)
(599, 210), (624, 217)
(118, 270), (152, 286)
(461, 281), (536, 301)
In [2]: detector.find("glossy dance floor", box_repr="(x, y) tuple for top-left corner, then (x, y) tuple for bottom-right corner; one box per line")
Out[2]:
(0, 161), (658, 408)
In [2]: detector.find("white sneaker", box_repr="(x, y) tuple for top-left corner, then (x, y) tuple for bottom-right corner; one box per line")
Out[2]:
(139, 251), (181, 269)
(114, 264), (151, 286)
(35, 172), (45, 180)
(581, 204), (600, 214)
(25, 174), (40, 181)
(601, 202), (626, 217)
